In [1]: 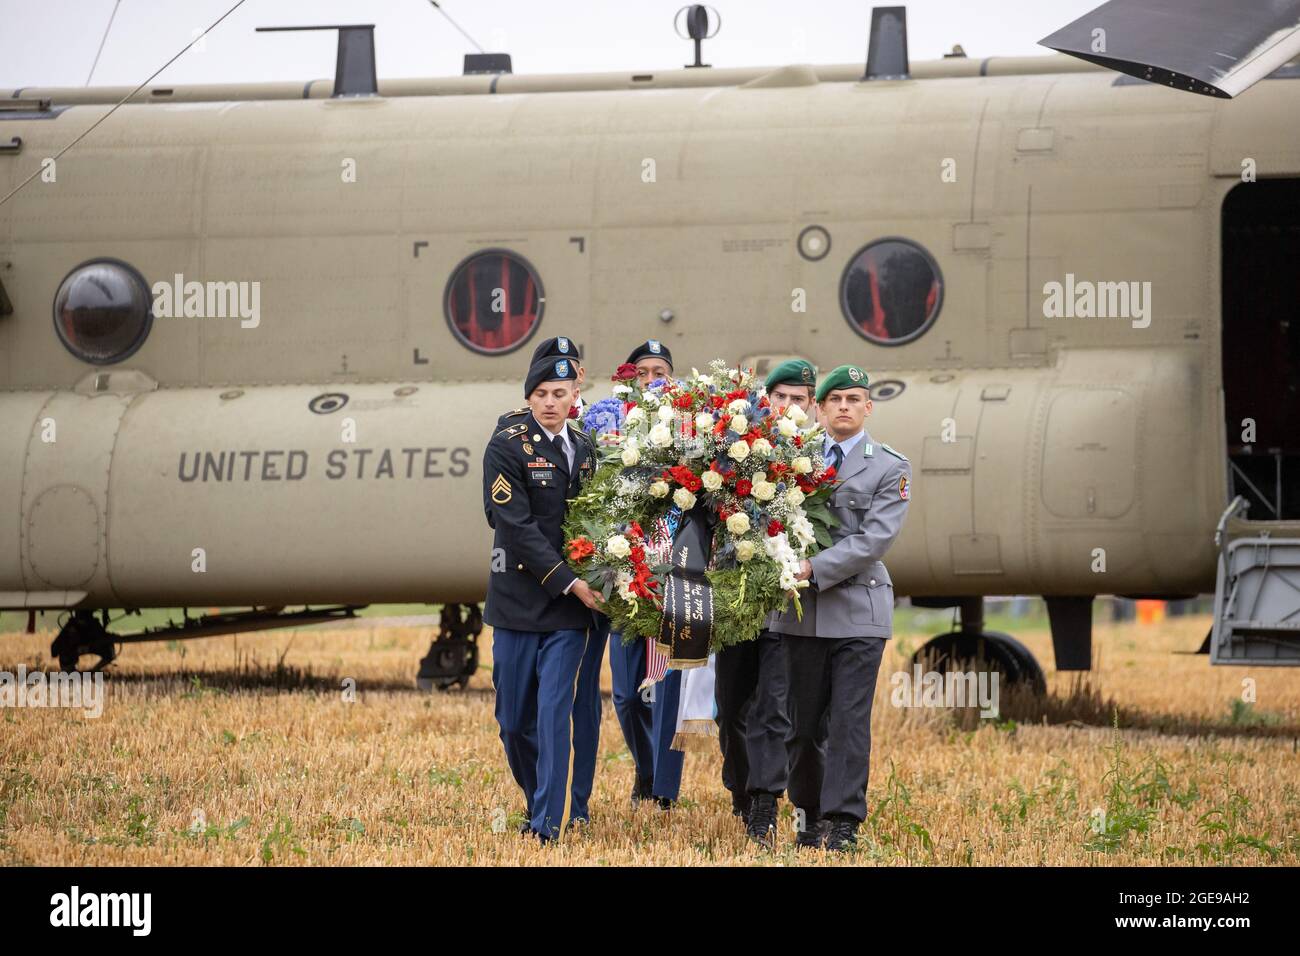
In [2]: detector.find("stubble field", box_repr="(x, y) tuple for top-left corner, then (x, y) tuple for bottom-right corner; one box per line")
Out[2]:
(1, 611), (1297, 866)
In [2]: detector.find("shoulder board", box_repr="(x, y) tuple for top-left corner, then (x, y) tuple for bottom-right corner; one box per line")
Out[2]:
(496, 407), (528, 425)
(495, 422), (529, 440)
(880, 443), (908, 462)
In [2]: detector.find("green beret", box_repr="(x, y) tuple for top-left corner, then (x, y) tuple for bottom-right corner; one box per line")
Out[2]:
(815, 364), (870, 402)
(764, 359), (817, 392)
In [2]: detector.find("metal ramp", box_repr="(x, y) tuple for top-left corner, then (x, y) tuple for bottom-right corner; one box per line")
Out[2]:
(1210, 496), (1300, 665)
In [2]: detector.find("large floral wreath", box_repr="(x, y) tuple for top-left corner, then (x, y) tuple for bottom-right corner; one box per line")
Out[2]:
(563, 360), (839, 650)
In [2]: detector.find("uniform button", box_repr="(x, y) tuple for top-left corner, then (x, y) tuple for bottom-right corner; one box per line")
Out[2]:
(542, 480), (548, 486)
(849, 499), (857, 506)
(517, 564), (524, 571)
(869, 578), (877, 586)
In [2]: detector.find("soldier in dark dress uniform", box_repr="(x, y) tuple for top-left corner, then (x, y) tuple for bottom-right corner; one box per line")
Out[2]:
(482, 355), (602, 842)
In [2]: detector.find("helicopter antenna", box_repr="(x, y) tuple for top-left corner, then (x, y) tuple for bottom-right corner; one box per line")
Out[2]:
(85, 0), (123, 85)
(0, 0), (250, 209)
(426, 1), (484, 53)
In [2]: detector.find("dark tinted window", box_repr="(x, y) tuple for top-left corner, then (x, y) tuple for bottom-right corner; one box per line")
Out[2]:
(52, 258), (152, 364)
(840, 239), (942, 345)
(444, 250), (544, 354)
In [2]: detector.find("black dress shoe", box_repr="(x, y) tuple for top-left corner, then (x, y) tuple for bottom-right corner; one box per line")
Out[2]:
(794, 810), (824, 849)
(631, 775), (654, 806)
(746, 792), (778, 849)
(823, 815), (859, 852)
(655, 796), (676, 811)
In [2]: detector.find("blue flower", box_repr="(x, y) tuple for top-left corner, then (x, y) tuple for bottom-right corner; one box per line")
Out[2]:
(581, 397), (625, 436)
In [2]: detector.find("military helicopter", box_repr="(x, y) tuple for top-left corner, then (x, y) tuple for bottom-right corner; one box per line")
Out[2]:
(1, 1), (1298, 689)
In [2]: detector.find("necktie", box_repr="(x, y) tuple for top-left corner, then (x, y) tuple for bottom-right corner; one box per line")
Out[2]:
(552, 432), (571, 470)
(828, 443), (844, 472)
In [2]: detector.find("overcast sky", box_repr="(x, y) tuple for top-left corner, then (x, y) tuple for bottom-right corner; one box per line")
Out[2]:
(1, 0), (1101, 89)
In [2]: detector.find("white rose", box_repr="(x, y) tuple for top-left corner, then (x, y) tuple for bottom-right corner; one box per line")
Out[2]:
(777, 417), (798, 437)
(751, 438), (772, 458)
(729, 414), (748, 433)
(752, 480), (776, 502)
(785, 487), (806, 507)
(673, 488), (697, 511)
(657, 404), (675, 423)
(621, 445), (640, 466)
(700, 469), (724, 492)
(625, 406), (646, 425)
(607, 535), (631, 558)
(649, 480), (670, 498)
(726, 513), (751, 536)
(612, 384), (631, 396)
(792, 456), (813, 474)
(727, 398), (749, 415)
(727, 440), (751, 462)
(785, 404), (808, 425)
(649, 422), (673, 447)
(735, 540), (756, 562)
(694, 412), (714, 431)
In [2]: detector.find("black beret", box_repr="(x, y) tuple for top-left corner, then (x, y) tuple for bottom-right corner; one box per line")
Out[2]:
(525, 355), (579, 396)
(530, 335), (580, 364)
(625, 339), (673, 369)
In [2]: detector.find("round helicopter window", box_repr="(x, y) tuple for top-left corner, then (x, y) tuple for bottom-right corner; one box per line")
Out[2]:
(839, 238), (943, 346)
(52, 258), (153, 364)
(444, 249), (544, 355)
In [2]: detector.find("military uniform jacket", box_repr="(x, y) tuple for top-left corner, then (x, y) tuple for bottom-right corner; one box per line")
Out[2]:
(482, 411), (597, 632)
(484, 399), (586, 528)
(768, 429), (911, 639)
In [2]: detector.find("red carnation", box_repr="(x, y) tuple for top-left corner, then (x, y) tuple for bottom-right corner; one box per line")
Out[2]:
(767, 519), (784, 537)
(568, 537), (596, 562)
(629, 520), (644, 539)
(735, 479), (752, 496)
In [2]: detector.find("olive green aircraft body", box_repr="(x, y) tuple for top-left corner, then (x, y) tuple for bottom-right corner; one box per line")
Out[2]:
(1, 47), (1297, 658)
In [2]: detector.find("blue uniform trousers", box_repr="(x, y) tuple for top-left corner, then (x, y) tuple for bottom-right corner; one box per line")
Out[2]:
(649, 666), (684, 801)
(569, 621), (608, 822)
(492, 626), (593, 839)
(607, 625), (655, 788)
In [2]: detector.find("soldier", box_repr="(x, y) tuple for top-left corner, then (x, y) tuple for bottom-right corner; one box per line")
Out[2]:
(482, 355), (602, 843)
(753, 364), (911, 852)
(484, 335), (606, 830)
(715, 360), (814, 829)
(613, 339), (684, 808)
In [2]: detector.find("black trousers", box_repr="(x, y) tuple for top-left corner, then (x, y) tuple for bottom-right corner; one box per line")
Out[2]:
(715, 630), (791, 807)
(783, 633), (887, 822)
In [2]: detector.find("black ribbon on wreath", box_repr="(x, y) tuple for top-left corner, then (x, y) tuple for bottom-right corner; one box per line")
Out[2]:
(657, 502), (715, 667)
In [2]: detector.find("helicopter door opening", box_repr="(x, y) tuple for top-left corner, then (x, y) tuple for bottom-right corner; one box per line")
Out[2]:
(1221, 179), (1300, 521)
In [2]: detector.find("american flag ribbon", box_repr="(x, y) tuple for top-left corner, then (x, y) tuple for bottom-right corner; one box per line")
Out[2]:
(640, 506), (681, 689)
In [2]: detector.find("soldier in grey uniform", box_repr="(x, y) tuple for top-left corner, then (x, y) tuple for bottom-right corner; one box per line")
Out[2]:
(756, 364), (911, 852)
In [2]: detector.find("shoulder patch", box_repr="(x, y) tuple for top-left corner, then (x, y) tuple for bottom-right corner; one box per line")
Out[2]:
(881, 443), (908, 462)
(495, 422), (529, 440)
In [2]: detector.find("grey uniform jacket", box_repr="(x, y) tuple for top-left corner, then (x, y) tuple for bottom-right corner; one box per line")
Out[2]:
(767, 429), (911, 639)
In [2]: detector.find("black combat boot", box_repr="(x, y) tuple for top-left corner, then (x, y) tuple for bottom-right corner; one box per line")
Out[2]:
(732, 793), (752, 826)
(794, 809), (824, 849)
(823, 814), (859, 852)
(746, 792), (778, 849)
